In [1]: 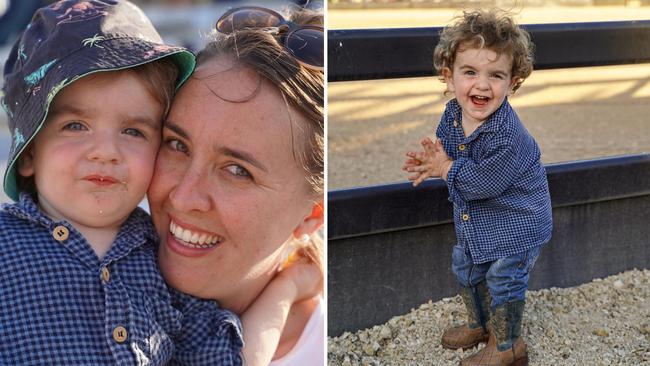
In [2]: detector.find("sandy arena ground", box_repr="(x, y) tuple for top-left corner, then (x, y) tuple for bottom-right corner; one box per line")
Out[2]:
(328, 64), (650, 189)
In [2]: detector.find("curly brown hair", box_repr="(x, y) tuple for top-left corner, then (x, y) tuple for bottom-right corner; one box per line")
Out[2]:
(433, 9), (534, 93)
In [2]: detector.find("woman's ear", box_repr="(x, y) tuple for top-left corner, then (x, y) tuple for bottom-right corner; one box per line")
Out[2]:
(17, 147), (35, 178)
(293, 200), (324, 239)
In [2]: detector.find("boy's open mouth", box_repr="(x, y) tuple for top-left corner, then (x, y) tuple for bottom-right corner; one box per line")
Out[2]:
(471, 95), (490, 106)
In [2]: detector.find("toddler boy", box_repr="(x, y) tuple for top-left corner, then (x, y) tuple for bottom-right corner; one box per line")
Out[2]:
(0, 1), (242, 364)
(404, 9), (553, 366)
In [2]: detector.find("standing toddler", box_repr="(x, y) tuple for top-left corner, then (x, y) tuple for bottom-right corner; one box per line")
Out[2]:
(404, 9), (552, 366)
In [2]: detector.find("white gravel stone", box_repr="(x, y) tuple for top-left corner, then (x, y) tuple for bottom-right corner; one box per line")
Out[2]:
(379, 325), (392, 340)
(328, 269), (650, 366)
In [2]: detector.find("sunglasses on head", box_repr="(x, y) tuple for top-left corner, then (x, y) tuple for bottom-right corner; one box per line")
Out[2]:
(215, 6), (323, 71)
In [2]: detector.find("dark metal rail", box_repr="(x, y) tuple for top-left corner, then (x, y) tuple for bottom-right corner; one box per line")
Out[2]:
(329, 20), (650, 81)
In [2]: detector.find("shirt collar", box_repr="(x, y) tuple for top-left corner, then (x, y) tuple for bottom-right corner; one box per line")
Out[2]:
(446, 97), (513, 134)
(3, 192), (159, 258)
(3, 192), (54, 227)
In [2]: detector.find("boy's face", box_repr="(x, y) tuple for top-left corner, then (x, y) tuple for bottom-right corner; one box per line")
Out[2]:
(18, 71), (162, 229)
(444, 45), (518, 126)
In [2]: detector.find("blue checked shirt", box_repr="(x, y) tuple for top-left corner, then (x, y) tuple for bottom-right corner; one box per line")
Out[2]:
(0, 193), (243, 365)
(436, 99), (553, 264)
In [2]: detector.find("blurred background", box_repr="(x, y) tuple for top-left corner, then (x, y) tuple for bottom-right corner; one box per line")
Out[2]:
(327, 1), (650, 189)
(0, 0), (322, 204)
(329, 0), (644, 9)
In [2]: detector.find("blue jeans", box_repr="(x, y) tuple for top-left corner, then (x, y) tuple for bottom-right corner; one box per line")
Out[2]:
(451, 245), (541, 310)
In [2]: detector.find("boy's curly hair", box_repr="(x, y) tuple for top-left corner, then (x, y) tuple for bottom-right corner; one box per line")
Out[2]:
(433, 9), (534, 93)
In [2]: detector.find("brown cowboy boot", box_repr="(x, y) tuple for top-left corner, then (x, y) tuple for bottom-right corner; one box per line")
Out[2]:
(459, 300), (528, 366)
(441, 282), (490, 350)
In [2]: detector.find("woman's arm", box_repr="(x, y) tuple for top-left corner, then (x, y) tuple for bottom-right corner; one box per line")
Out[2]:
(241, 256), (322, 366)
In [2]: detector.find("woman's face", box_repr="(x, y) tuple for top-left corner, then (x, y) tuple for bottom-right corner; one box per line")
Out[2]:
(148, 59), (320, 313)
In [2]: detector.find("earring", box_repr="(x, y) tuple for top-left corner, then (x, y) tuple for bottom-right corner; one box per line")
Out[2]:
(298, 234), (310, 244)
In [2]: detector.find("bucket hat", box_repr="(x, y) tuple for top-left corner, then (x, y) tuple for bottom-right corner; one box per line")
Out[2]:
(1, 0), (195, 201)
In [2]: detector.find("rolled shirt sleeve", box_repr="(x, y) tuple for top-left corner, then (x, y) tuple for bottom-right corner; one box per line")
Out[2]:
(446, 137), (520, 203)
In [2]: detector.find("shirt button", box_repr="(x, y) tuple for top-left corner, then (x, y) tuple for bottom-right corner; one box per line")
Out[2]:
(462, 214), (470, 221)
(101, 267), (110, 283)
(112, 326), (128, 343)
(458, 144), (466, 151)
(453, 120), (458, 128)
(52, 225), (69, 241)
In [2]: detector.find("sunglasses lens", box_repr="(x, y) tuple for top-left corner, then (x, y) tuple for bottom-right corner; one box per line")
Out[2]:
(285, 28), (324, 69)
(216, 8), (281, 33)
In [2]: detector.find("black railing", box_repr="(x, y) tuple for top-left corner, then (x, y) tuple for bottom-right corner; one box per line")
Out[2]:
(329, 21), (650, 81)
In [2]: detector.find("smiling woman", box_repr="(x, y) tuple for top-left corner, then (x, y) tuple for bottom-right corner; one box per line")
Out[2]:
(147, 6), (324, 366)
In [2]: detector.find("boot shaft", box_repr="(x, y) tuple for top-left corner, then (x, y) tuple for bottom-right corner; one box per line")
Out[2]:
(460, 281), (491, 331)
(492, 300), (525, 352)
(442, 282), (492, 350)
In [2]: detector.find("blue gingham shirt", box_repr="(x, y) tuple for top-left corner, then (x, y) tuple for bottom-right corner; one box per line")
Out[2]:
(437, 99), (553, 264)
(0, 193), (243, 365)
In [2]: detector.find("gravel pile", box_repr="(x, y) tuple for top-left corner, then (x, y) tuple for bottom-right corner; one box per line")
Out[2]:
(328, 269), (650, 366)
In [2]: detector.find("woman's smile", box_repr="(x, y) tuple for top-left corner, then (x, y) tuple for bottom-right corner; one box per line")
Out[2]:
(170, 220), (223, 247)
(165, 217), (224, 257)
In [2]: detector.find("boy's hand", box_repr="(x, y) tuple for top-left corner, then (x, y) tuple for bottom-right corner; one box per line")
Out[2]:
(430, 138), (453, 181)
(276, 252), (323, 303)
(240, 251), (322, 366)
(402, 149), (429, 185)
(403, 138), (453, 186)
(402, 150), (427, 170)
(403, 136), (437, 186)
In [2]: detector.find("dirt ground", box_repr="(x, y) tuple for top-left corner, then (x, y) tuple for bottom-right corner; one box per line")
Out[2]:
(329, 64), (650, 189)
(327, 7), (650, 189)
